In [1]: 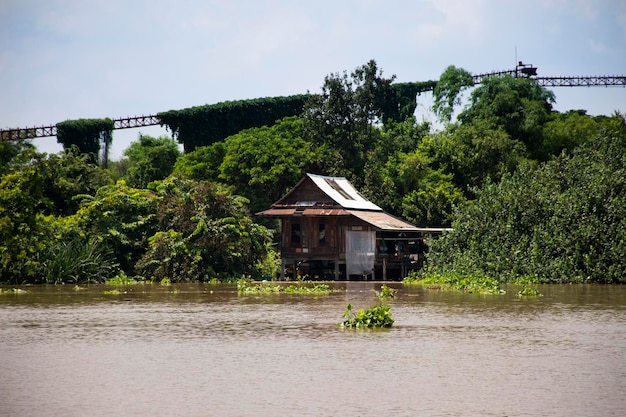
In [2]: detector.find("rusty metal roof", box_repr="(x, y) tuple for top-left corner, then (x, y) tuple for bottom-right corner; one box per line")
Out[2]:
(346, 210), (420, 231)
(256, 208), (351, 217)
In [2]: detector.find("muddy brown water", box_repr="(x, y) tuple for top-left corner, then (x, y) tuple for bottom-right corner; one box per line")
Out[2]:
(1, 282), (625, 417)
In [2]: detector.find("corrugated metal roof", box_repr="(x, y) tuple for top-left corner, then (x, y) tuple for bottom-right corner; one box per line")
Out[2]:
(256, 208), (351, 217)
(347, 210), (420, 231)
(307, 173), (382, 211)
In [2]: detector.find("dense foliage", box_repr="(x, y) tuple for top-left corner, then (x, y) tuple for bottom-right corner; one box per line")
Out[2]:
(2, 59), (625, 284)
(159, 95), (310, 152)
(56, 118), (114, 165)
(122, 135), (181, 189)
(426, 128), (626, 284)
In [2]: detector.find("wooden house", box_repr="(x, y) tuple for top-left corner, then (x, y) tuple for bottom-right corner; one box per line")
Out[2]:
(256, 173), (448, 281)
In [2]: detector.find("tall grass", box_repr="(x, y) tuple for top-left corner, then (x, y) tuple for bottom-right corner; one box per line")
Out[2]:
(39, 237), (118, 284)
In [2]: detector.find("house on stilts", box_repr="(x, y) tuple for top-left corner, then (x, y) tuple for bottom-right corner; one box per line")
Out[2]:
(256, 173), (449, 281)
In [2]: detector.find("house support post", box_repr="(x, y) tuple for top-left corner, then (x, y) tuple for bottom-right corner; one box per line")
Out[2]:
(334, 258), (339, 281)
(280, 258), (286, 281)
(383, 255), (387, 281)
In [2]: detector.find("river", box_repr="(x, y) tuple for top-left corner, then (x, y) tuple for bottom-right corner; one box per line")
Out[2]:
(1, 282), (624, 417)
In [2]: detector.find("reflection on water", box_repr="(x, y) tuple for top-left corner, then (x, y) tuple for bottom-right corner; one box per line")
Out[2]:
(1, 283), (625, 417)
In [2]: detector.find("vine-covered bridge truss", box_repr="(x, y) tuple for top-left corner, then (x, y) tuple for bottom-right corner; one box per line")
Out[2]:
(2, 63), (624, 142)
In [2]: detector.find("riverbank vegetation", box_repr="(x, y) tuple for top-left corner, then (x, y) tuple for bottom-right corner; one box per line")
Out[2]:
(1, 60), (625, 285)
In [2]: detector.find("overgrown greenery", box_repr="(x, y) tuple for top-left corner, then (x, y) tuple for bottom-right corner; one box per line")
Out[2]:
(2, 59), (625, 285)
(425, 128), (626, 284)
(56, 118), (114, 165)
(159, 95), (310, 152)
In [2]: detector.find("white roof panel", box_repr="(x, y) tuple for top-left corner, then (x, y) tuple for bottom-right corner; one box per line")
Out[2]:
(307, 173), (382, 211)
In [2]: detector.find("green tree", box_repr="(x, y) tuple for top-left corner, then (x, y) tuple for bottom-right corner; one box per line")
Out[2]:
(302, 60), (396, 183)
(123, 134), (181, 189)
(136, 177), (273, 281)
(0, 139), (34, 175)
(426, 128), (626, 283)
(375, 149), (465, 227)
(432, 65), (473, 123)
(457, 75), (555, 160)
(217, 117), (324, 214)
(0, 151), (49, 282)
(173, 142), (225, 182)
(542, 110), (603, 157)
(73, 181), (159, 273)
(40, 147), (112, 216)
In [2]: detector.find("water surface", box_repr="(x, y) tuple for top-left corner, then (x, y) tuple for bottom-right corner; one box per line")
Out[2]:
(1, 283), (624, 416)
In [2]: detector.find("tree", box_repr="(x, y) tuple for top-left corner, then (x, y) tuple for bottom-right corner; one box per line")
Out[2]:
(123, 134), (181, 189)
(374, 148), (465, 227)
(216, 117), (325, 214)
(73, 181), (159, 273)
(40, 147), (112, 216)
(0, 150), (49, 283)
(0, 139), (34, 175)
(136, 177), (273, 281)
(457, 75), (555, 160)
(173, 142), (225, 182)
(302, 60), (397, 183)
(426, 128), (626, 283)
(542, 110), (603, 158)
(432, 65), (473, 123)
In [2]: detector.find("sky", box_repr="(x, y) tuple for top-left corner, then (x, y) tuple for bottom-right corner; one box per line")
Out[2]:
(1, 0), (625, 160)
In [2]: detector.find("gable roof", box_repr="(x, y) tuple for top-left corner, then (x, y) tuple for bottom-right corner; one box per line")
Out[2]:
(257, 174), (424, 232)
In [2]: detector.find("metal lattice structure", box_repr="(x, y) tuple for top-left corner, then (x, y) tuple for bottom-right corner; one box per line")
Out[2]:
(1, 63), (624, 141)
(1, 114), (161, 141)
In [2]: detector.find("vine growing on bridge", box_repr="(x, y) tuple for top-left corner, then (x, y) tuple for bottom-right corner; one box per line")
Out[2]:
(158, 95), (311, 152)
(56, 118), (114, 165)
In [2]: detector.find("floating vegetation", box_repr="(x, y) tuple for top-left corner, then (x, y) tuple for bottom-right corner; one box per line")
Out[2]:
(102, 289), (126, 295)
(403, 271), (504, 294)
(517, 287), (543, 297)
(105, 274), (141, 286)
(0, 288), (29, 294)
(339, 303), (394, 328)
(376, 284), (397, 299)
(339, 285), (396, 329)
(237, 277), (335, 295)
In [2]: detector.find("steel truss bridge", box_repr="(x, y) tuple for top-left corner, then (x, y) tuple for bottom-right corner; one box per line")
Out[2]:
(2, 63), (624, 141)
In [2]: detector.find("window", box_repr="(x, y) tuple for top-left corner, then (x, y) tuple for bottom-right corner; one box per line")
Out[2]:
(319, 223), (326, 244)
(291, 223), (301, 244)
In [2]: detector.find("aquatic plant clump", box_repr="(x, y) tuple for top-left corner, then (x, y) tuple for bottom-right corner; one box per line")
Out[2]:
(339, 285), (396, 328)
(0, 288), (29, 294)
(403, 271), (503, 294)
(237, 277), (335, 295)
(339, 303), (394, 328)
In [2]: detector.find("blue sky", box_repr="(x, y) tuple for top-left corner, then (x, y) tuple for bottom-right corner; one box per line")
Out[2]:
(1, 0), (625, 160)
